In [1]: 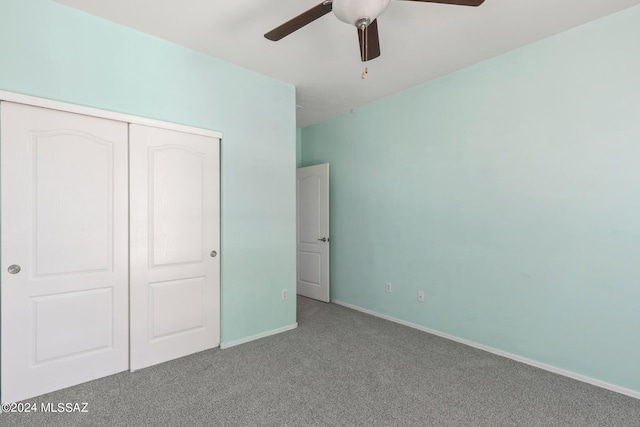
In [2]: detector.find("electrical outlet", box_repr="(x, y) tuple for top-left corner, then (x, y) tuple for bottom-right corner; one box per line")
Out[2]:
(418, 291), (425, 303)
(282, 289), (288, 301)
(385, 282), (392, 293)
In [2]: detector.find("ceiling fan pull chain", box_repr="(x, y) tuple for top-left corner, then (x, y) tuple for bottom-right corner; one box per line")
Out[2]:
(362, 22), (369, 79)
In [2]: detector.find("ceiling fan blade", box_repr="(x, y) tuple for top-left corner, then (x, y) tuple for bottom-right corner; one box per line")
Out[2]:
(358, 19), (381, 62)
(400, 0), (485, 6)
(264, 1), (333, 41)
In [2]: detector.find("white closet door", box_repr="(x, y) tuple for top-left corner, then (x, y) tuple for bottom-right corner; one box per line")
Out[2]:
(129, 124), (220, 370)
(1, 102), (129, 403)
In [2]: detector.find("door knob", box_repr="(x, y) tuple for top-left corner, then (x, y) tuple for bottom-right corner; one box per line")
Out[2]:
(317, 237), (328, 242)
(210, 251), (217, 258)
(8, 264), (21, 274)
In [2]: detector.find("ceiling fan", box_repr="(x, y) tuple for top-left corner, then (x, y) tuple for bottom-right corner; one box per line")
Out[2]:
(265, 0), (486, 62)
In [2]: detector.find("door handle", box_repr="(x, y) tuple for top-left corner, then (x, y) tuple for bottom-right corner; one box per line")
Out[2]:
(8, 264), (21, 274)
(317, 237), (329, 242)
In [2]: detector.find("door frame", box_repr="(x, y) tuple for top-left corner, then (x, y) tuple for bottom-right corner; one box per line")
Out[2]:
(0, 90), (222, 139)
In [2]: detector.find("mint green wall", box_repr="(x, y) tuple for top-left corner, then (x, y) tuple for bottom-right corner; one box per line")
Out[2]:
(301, 6), (640, 393)
(0, 0), (296, 346)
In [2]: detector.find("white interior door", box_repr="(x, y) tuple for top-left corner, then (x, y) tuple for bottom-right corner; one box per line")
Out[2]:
(296, 164), (330, 302)
(1, 102), (129, 403)
(129, 124), (220, 371)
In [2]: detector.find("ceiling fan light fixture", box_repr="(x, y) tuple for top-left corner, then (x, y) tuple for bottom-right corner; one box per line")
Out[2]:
(332, 0), (391, 27)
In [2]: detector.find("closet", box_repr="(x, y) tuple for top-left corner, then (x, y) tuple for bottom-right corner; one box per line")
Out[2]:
(1, 98), (220, 403)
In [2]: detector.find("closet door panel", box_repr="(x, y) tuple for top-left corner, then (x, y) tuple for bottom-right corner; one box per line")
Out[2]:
(1, 102), (129, 403)
(130, 124), (220, 370)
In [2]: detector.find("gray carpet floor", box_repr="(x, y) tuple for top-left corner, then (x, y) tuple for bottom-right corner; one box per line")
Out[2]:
(2, 295), (639, 426)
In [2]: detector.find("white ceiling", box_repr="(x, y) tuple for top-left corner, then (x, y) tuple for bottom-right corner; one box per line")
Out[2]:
(55, 0), (640, 127)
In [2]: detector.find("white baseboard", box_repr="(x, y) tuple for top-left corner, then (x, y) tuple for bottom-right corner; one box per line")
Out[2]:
(331, 299), (640, 400)
(220, 323), (298, 349)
